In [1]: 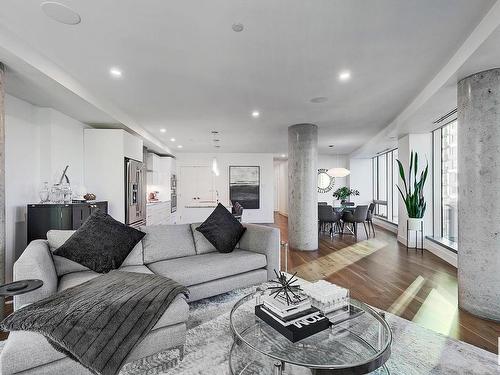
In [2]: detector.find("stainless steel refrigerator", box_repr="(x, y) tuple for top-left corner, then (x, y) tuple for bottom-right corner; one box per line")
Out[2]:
(125, 158), (146, 228)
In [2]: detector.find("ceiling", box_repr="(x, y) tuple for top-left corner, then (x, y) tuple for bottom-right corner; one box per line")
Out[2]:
(351, 3), (500, 158)
(0, 0), (497, 155)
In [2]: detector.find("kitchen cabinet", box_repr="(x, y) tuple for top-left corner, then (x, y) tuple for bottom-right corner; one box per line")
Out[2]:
(146, 153), (174, 202)
(27, 201), (108, 243)
(179, 166), (214, 202)
(72, 202), (109, 229)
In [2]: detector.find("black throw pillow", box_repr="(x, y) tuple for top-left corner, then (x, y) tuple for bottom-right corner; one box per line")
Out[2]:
(53, 210), (145, 273)
(196, 203), (246, 253)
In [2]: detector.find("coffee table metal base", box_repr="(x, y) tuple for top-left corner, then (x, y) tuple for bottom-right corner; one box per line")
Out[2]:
(229, 341), (390, 375)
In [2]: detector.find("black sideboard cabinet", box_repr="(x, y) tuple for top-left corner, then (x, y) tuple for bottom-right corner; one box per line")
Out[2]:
(27, 201), (108, 243)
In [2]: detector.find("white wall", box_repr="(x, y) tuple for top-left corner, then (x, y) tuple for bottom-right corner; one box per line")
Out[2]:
(274, 160), (288, 216)
(348, 158), (373, 205)
(273, 160), (280, 211)
(84, 129), (127, 222)
(274, 155), (350, 215)
(37, 108), (88, 190)
(4, 95), (87, 281)
(176, 153), (274, 223)
(397, 134), (433, 246)
(5, 95), (40, 283)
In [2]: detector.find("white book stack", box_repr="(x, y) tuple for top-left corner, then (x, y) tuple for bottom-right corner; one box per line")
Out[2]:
(261, 293), (311, 320)
(301, 280), (349, 314)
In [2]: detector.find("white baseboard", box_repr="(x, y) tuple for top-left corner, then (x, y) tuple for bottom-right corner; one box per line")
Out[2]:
(425, 239), (457, 267)
(373, 218), (398, 234)
(397, 234), (457, 268)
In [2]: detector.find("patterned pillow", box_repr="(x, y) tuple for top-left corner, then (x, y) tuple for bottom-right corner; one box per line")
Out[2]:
(196, 204), (246, 253)
(54, 210), (145, 273)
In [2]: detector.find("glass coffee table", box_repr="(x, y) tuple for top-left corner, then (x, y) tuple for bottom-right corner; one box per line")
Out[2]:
(229, 288), (392, 375)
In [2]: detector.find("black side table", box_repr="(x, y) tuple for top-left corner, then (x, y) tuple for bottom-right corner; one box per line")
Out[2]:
(0, 280), (43, 297)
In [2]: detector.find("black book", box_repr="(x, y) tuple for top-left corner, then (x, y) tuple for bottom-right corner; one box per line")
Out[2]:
(255, 305), (331, 342)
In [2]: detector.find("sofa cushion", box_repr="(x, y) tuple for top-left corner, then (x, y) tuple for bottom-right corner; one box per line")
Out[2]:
(48, 230), (90, 276)
(141, 224), (196, 264)
(47, 230), (144, 276)
(58, 266), (154, 291)
(119, 265), (153, 274)
(147, 250), (267, 287)
(58, 271), (99, 291)
(53, 211), (145, 273)
(190, 223), (216, 254)
(0, 297), (188, 375)
(195, 204), (246, 253)
(0, 331), (69, 375)
(154, 295), (189, 328)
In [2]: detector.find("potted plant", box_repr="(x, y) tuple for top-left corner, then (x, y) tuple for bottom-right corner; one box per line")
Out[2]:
(396, 151), (428, 230)
(332, 187), (360, 205)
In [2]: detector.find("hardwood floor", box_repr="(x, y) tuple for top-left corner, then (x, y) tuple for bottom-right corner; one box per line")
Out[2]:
(272, 212), (500, 354)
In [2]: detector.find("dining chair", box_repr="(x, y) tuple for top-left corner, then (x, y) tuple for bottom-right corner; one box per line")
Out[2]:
(342, 205), (369, 238)
(318, 205), (341, 237)
(366, 203), (376, 236)
(232, 201), (244, 222)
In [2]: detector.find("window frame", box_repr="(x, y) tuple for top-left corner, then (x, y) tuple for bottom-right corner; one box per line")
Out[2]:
(372, 148), (398, 224)
(431, 117), (458, 248)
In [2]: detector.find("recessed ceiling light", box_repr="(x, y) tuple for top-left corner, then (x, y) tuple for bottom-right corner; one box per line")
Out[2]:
(160, 128), (166, 133)
(170, 138), (176, 142)
(310, 97), (328, 103)
(177, 145), (183, 149)
(109, 67), (122, 78)
(252, 110), (260, 118)
(41, 2), (81, 25)
(339, 70), (351, 82)
(281, 154), (286, 158)
(232, 23), (244, 32)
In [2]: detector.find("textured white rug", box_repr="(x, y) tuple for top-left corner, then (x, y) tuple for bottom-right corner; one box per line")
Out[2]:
(119, 285), (499, 375)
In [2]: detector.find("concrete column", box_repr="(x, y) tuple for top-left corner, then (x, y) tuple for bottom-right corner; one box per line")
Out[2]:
(457, 68), (500, 321)
(0, 62), (5, 319)
(288, 124), (318, 251)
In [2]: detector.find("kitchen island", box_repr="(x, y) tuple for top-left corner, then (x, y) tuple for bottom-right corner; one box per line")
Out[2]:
(179, 201), (231, 223)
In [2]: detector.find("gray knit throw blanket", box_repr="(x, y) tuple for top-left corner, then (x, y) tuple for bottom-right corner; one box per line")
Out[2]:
(1, 271), (188, 375)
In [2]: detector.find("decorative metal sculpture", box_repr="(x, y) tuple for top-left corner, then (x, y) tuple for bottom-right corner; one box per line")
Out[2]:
(268, 270), (303, 305)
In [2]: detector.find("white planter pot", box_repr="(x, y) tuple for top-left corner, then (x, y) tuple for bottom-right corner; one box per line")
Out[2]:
(407, 218), (424, 231)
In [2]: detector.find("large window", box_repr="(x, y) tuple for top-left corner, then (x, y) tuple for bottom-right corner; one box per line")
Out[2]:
(372, 149), (398, 224)
(432, 119), (458, 247)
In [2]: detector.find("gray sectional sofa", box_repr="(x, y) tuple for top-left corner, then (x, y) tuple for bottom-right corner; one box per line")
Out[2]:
(0, 223), (280, 375)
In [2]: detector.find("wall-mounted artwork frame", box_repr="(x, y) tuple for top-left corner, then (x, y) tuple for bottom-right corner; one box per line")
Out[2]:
(229, 166), (260, 209)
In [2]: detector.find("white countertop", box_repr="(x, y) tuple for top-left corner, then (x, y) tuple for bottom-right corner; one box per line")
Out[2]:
(184, 202), (230, 209)
(147, 200), (171, 206)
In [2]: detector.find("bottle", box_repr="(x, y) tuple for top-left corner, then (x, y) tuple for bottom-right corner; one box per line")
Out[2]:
(39, 182), (50, 203)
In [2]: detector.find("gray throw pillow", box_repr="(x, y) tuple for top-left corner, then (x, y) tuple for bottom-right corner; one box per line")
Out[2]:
(53, 210), (145, 273)
(196, 204), (246, 253)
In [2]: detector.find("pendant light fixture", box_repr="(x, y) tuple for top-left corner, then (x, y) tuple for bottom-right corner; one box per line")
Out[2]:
(327, 145), (350, 177)
(211, 131), (220, 176)
(212, 157), (220, 176)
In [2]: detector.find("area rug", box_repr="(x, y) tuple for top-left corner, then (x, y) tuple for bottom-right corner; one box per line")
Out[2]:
(118, 284), (499, 375)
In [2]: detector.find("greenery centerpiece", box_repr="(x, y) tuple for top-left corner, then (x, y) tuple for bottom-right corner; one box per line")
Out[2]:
(396, 151), (428, 229)
(332, 187), (360, 205)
